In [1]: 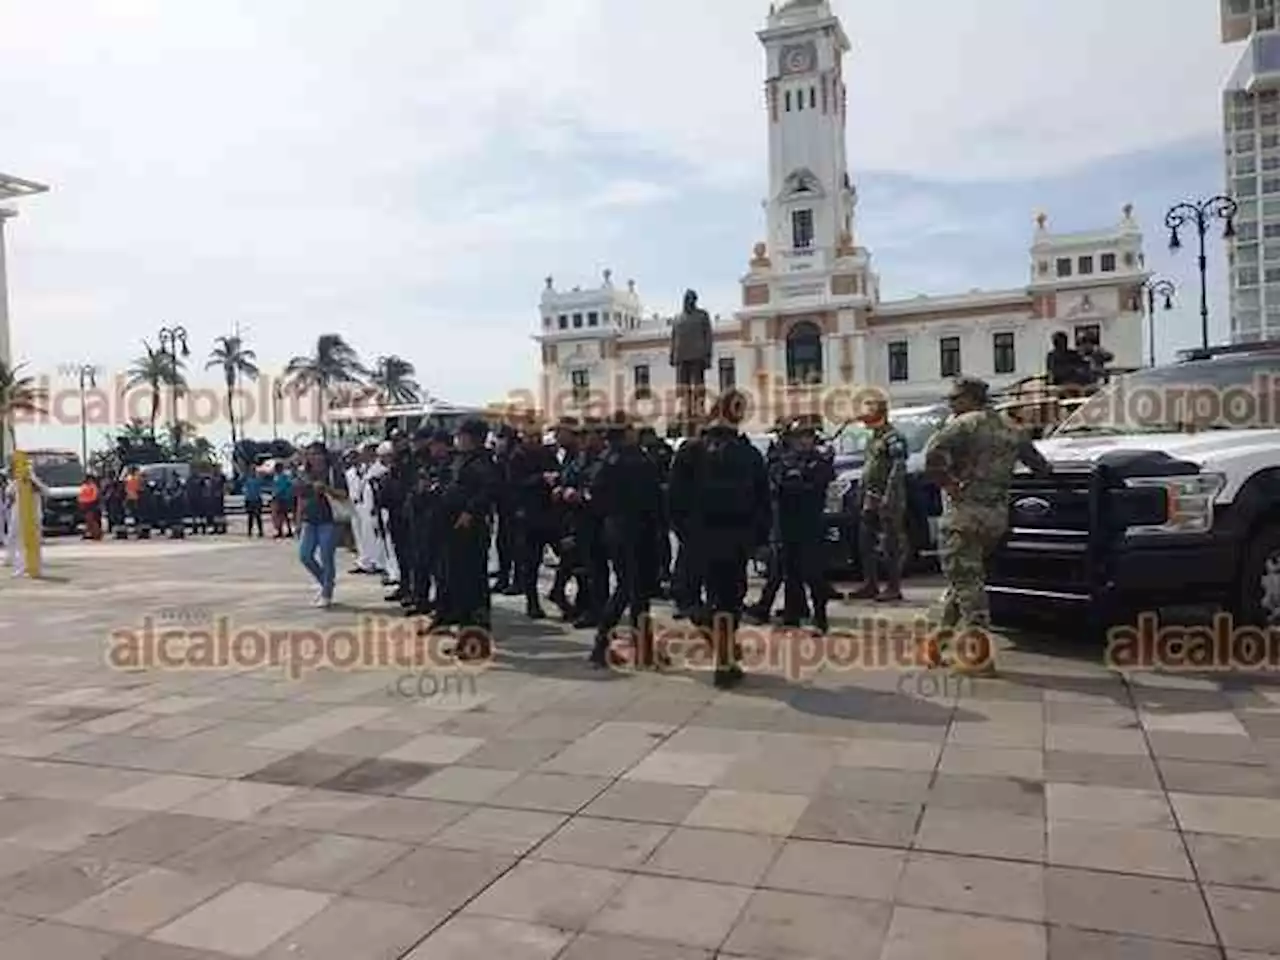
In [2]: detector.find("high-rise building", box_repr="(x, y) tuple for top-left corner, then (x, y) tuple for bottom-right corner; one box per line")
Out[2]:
(1222, 0), (1280, 341)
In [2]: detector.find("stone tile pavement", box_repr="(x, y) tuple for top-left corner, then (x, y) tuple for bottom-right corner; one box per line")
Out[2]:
(0, 537), (1275, 958)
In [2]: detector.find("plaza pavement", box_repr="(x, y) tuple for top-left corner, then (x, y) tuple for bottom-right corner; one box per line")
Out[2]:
(0, 537), (1276, 959)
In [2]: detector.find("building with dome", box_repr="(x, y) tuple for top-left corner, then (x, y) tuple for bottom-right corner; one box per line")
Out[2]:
(529, 0), (1149, 430)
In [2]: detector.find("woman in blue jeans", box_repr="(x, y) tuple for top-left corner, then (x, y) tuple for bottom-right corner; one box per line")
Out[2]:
(295, 442), (348, 608)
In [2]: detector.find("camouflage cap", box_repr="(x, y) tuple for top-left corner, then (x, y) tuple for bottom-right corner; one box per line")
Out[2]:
(949, 376), (990, 404)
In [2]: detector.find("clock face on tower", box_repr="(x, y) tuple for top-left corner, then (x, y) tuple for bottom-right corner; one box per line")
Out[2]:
(779, 42), (816, 76)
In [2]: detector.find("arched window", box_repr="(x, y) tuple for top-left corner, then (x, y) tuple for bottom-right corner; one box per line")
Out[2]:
(786, 321), (824, 385)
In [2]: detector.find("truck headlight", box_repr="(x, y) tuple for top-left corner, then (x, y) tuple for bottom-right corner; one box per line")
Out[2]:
(1124, 473), (1225, 534)
(826, 477), (852, 514)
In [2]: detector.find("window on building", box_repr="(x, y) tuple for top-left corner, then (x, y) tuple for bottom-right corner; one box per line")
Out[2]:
(1239, 266), (1261, 286)
(796, 88), (804, 111)
(809, 87), (816, 109)
(1073, 324), (1101, 347)
(1239, 155), (1259, 175)
(1078, 255), (1094, 275)
(1055, 257), (1072, 278)
(1237, 178), (1259, 198)
(1265, 244), (1280, 261)
(1264, 266), (1280, 283)
(718, 357), (736, 392)
(785, 90), (792, 112)
(1238, 133), (1258, 152)
(1235, 112), (1256, 130)
(992, 332), (1016, 375)
(1265, 178), (1280, 195)
(791, 209), (815, 249)
(572, 313), (583, 328)
(634, 364), (651, 400)
(887, 341), (909, 382)
(1100, 252), (1116, 272)
(1263, 110), (1279, 126)
(785, 322), (824, 385)
(587, 311), (599, 327)
(558, 315), (568, 330)
(1239, 221), (1261, 240)
(939, 336), (961, 378)
(571, 369), (590, 403)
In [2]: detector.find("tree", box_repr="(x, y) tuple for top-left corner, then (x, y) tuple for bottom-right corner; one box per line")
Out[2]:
(0, 360), (48, 460)
(206, 334), (260, 449)
(283, 334), (365, 440)
(126, 341), (187, 440)
(370, 355), (421, 405)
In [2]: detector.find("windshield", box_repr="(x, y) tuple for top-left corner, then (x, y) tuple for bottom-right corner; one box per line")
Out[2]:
(831, 409), (946, 458)
(1056, 356), (1280, 436)
(30, 454), (85, 488)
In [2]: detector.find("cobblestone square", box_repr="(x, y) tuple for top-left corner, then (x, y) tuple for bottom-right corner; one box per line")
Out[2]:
(0, 538), (1276, 958)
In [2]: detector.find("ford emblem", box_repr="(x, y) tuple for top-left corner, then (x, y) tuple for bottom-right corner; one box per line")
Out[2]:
(1014, 496), (1051, 518)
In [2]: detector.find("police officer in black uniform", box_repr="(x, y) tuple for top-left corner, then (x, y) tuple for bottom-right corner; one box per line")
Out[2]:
(547, 418), (584, 619)
(408, 428), (452, 616)
(571, 419), (609, 629)
(490, 426), (518, 594)
(589, 413), (662, 668)
(638, 426), (675, 594)
(775, 421), (835, 632)
(437, 419), (497, 655)
(507, 418), (559, 619)
(667, 390), (771, 688)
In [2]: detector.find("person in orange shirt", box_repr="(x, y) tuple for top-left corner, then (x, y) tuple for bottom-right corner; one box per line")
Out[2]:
(78, 473), (103, 540)
(123, 467), (142, 528)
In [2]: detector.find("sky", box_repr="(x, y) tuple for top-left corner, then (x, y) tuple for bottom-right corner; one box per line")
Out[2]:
(0, 0), (1240, 455)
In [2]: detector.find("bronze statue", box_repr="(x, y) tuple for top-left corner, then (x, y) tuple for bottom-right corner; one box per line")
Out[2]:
(669, 289), (713, 435)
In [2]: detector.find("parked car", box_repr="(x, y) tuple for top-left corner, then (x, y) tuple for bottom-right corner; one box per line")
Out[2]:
(823, 404), (949, 574)
(30, 450), (86, 535)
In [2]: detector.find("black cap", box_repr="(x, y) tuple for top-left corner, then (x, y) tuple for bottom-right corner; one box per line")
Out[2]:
(429, 428), (452, 444)
(458, 418), (489, 440)
(413, 425), (434, 441)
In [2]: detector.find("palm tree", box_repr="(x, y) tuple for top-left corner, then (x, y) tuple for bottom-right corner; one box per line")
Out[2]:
(283, 334), (365, 438)
(116, 419), (151, 445)
(0, 360), (48, 461)
(370, 355), (421, 405)
(126, 341), (186, 440)
(206, 334), (260, 448)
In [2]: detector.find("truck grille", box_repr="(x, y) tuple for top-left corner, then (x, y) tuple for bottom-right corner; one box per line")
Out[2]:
(989, 470), (1097, 600)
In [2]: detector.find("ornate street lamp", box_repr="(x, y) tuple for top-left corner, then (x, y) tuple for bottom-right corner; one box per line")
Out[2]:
(77, 364), (97, 468)
(1166, 197), (1237, 351)
(157, 325), (190, 444)
(1135, 278), (1176, 368)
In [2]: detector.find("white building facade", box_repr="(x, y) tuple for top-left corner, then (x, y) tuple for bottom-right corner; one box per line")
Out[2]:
(1221, 0), (1280, 342)
(531, 0), (1149, 432)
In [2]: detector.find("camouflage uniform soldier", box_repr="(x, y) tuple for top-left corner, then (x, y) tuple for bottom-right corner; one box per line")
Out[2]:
(848, 397), (909, 602)
(924, 377), (1053, 671)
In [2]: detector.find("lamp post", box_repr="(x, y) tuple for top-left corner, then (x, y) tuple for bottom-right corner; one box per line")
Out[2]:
(1166, 196), (1237, 351)
(1135, 279), (1176, 368)
(156, 326), (190, 447)
(77, 364), (97, 468)
(271, 382), (283, 440)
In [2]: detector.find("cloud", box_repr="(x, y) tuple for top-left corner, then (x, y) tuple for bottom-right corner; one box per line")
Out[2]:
(0, 0), (1238, 455)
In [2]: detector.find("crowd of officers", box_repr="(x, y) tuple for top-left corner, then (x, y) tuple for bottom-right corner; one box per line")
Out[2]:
(96, 468), (229, 539)
(370, 390), (837, 688)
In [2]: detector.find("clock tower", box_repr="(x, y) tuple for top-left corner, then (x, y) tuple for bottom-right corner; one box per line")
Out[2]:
(738, 0), (876, 395)
(760, 0), (855, 260)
